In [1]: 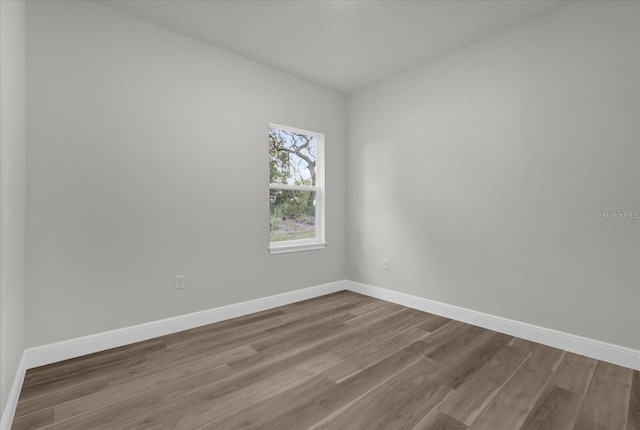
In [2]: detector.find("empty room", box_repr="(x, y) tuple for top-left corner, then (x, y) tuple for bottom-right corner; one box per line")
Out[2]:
(1, 0), (639, 428)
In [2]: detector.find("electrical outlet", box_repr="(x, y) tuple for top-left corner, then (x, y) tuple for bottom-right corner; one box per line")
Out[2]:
(382, 259), (390, 270)
(175, 275), (185, 290)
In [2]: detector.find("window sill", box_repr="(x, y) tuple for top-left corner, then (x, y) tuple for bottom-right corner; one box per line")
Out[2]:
(269, 242), (327, 255)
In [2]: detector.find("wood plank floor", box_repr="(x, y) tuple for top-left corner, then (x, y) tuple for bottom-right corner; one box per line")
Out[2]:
(12, 291), (640, 429)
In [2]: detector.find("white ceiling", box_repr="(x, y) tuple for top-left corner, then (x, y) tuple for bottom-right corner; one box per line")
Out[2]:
(100, 0), (572, 93)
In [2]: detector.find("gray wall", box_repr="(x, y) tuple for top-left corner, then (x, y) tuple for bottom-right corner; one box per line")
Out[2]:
(347, 1), (640, 349)
(0, 0), (27, 415)
(20, 0), (640, 356)
(26, 0), (347, 347)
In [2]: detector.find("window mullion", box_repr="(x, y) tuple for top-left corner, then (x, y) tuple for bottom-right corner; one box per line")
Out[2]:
(269, 184), (318, 192)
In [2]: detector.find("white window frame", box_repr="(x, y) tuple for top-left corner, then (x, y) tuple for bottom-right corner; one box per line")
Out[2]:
(269, 123), (326, 254)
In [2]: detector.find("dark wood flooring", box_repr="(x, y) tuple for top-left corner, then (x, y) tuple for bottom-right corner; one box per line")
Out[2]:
(12, 291), (640, 429)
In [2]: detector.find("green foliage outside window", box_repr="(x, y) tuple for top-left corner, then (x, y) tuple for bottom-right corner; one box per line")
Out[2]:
(269, 127), (317, 241)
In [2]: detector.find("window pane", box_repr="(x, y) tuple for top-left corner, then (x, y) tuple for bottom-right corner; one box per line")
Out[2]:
(269, 127), (317, 186)
(270, 189), (316, 242)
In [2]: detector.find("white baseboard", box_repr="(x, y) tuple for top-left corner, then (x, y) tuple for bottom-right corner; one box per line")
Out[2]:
(23, 281), (345, 370)
(344, 280), (640, 371)
(1, 281), (344, 428)
(13, 279), (640, 371)
(0, 354), (26, 430)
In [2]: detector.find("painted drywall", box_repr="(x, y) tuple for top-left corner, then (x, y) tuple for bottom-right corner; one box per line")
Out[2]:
(347, 1), (640, 349)
(0, 0), (27, 415)
(26, 0), (347, 347)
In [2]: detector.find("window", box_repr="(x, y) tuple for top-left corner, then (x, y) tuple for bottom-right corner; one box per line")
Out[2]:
(269, 124), (325, 254)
